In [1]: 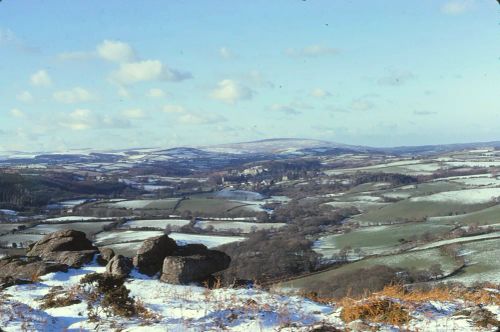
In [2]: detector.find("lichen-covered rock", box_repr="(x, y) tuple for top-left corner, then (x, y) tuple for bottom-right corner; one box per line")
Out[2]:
(160, 249), (230, 284)
(97, 247), (115, 266)
(0, 256), (68, 280)
(133, 234), (178, 276)
(26, 230), (98, 267)
(39, 250), (97, 268)
(106, 255), (132, 277)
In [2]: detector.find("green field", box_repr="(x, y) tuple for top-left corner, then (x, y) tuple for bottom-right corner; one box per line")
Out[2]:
(19, 221), (114, 236)
(278, 247), (460, 290)
(445, 238), (500, 285)
(381, 181), (465, 199)
(144, 198), (181, 209)
(352, 199), (493, 225)
(314, 222), (454, 258)
(175, 198), (255, 215)
(428, 204), (500, 227)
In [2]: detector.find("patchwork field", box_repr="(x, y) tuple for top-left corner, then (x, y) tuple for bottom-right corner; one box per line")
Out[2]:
(195, 220), (286, 233)
(19, 221), (114, 236)
(446, 238), (500, 285)
(0, 233), (44, 248)
(352, 199), (494, 225)
(95, 230), (165, 246)
(120, 219), (191, 230)
(278, 247), (461, 290)
(314, 222), (455, 258)
(428, 204), (500, 226)
(175, 198), (257, 215)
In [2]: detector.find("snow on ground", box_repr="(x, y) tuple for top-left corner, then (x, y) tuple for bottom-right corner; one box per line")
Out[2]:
(411, 188), (500, 204)
(195, 220), (286, 233)
(1, 263), (498, 331)
(168, 232), (246, 248)
(411, 231), (500, 250)
(0, 209), (18, 216)
(445, 161), (500, 168)
(95, 230), (165, 246)
(56, 199), (89, 208)
(344, 194), (384, 202)
(120, 219), (191, 230)
(382, 192), (412, 199)
(107, 200), (157, 209)
(43, 216), (113, 222)
(0, 233), (44, 247)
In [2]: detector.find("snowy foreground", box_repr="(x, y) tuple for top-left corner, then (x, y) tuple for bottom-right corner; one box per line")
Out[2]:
(0, 262), (499, 331)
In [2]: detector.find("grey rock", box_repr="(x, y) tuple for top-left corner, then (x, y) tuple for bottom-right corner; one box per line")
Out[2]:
(26, 230), (98, 267)
(106, 255), (132, 277)
(133, 234), (178, 276)
(0, 255), (68, 280)
(160, 249), (230, 284)
(97, 247), (115, 266)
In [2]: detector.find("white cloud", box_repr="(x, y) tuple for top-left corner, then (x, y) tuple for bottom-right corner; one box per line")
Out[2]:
(163, 104), (186, 113)
(97, 40), (136, 63)
(441, 1), (473, 15)
(59, 109), (93, 130)
(210, 79), (253, 103)
(286, 45), (339, 57)
(16, 91), (33, 103)
(147, 88), (166, 98)
(53, 87), (95, 104)
(59, 109), (130, 130)
(177, 113), (226, 125)
(30, 70), (52, 87)
(9, 108), (25, 118)
(219, 47), (234, 59)
(311, 88), (331, 98)
(111, 60), (192, 85)
(122, 108), (146, 119)
(117, 87), (130, 98)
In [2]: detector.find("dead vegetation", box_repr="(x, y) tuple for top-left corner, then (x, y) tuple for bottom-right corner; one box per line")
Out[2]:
(38, 285), (81, 309)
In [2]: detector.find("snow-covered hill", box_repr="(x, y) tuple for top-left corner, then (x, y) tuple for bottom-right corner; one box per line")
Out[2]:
(1, 262), (498, 331)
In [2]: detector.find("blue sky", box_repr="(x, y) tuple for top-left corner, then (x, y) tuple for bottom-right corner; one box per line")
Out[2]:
(0, 0), (499, 152)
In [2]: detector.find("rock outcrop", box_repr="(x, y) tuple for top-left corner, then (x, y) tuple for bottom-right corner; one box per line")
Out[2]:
(97, 247), (115, 266)
(26, 230), (98, 267)
(0, 256), (68, 280)
(160, 244), (230, 284)
(133, 234), (178, 276)
(106, 255), (133, 277)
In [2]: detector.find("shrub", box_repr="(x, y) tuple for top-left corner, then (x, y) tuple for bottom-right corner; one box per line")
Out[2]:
(80, 273), (136, 320)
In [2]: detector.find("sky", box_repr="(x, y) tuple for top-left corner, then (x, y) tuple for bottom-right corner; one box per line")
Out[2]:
(0, 0), (499, 152)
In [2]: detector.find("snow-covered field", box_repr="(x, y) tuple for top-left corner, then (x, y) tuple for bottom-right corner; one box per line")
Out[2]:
(95, 230), (165, 246)
(195, 220), (286, 233)
(0, 233), (44, 247)
(94, 231), (245, 249)
(445, 161), (500, 168)
(168, 232), (246, 248)
(411, 231), (500, 251)
(411, 188), (500, 204)
(106, 199), (157, 209)
(43, 216), (113, 222)
(120, 219), (191, 230)
(21, 221), (114, 236)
